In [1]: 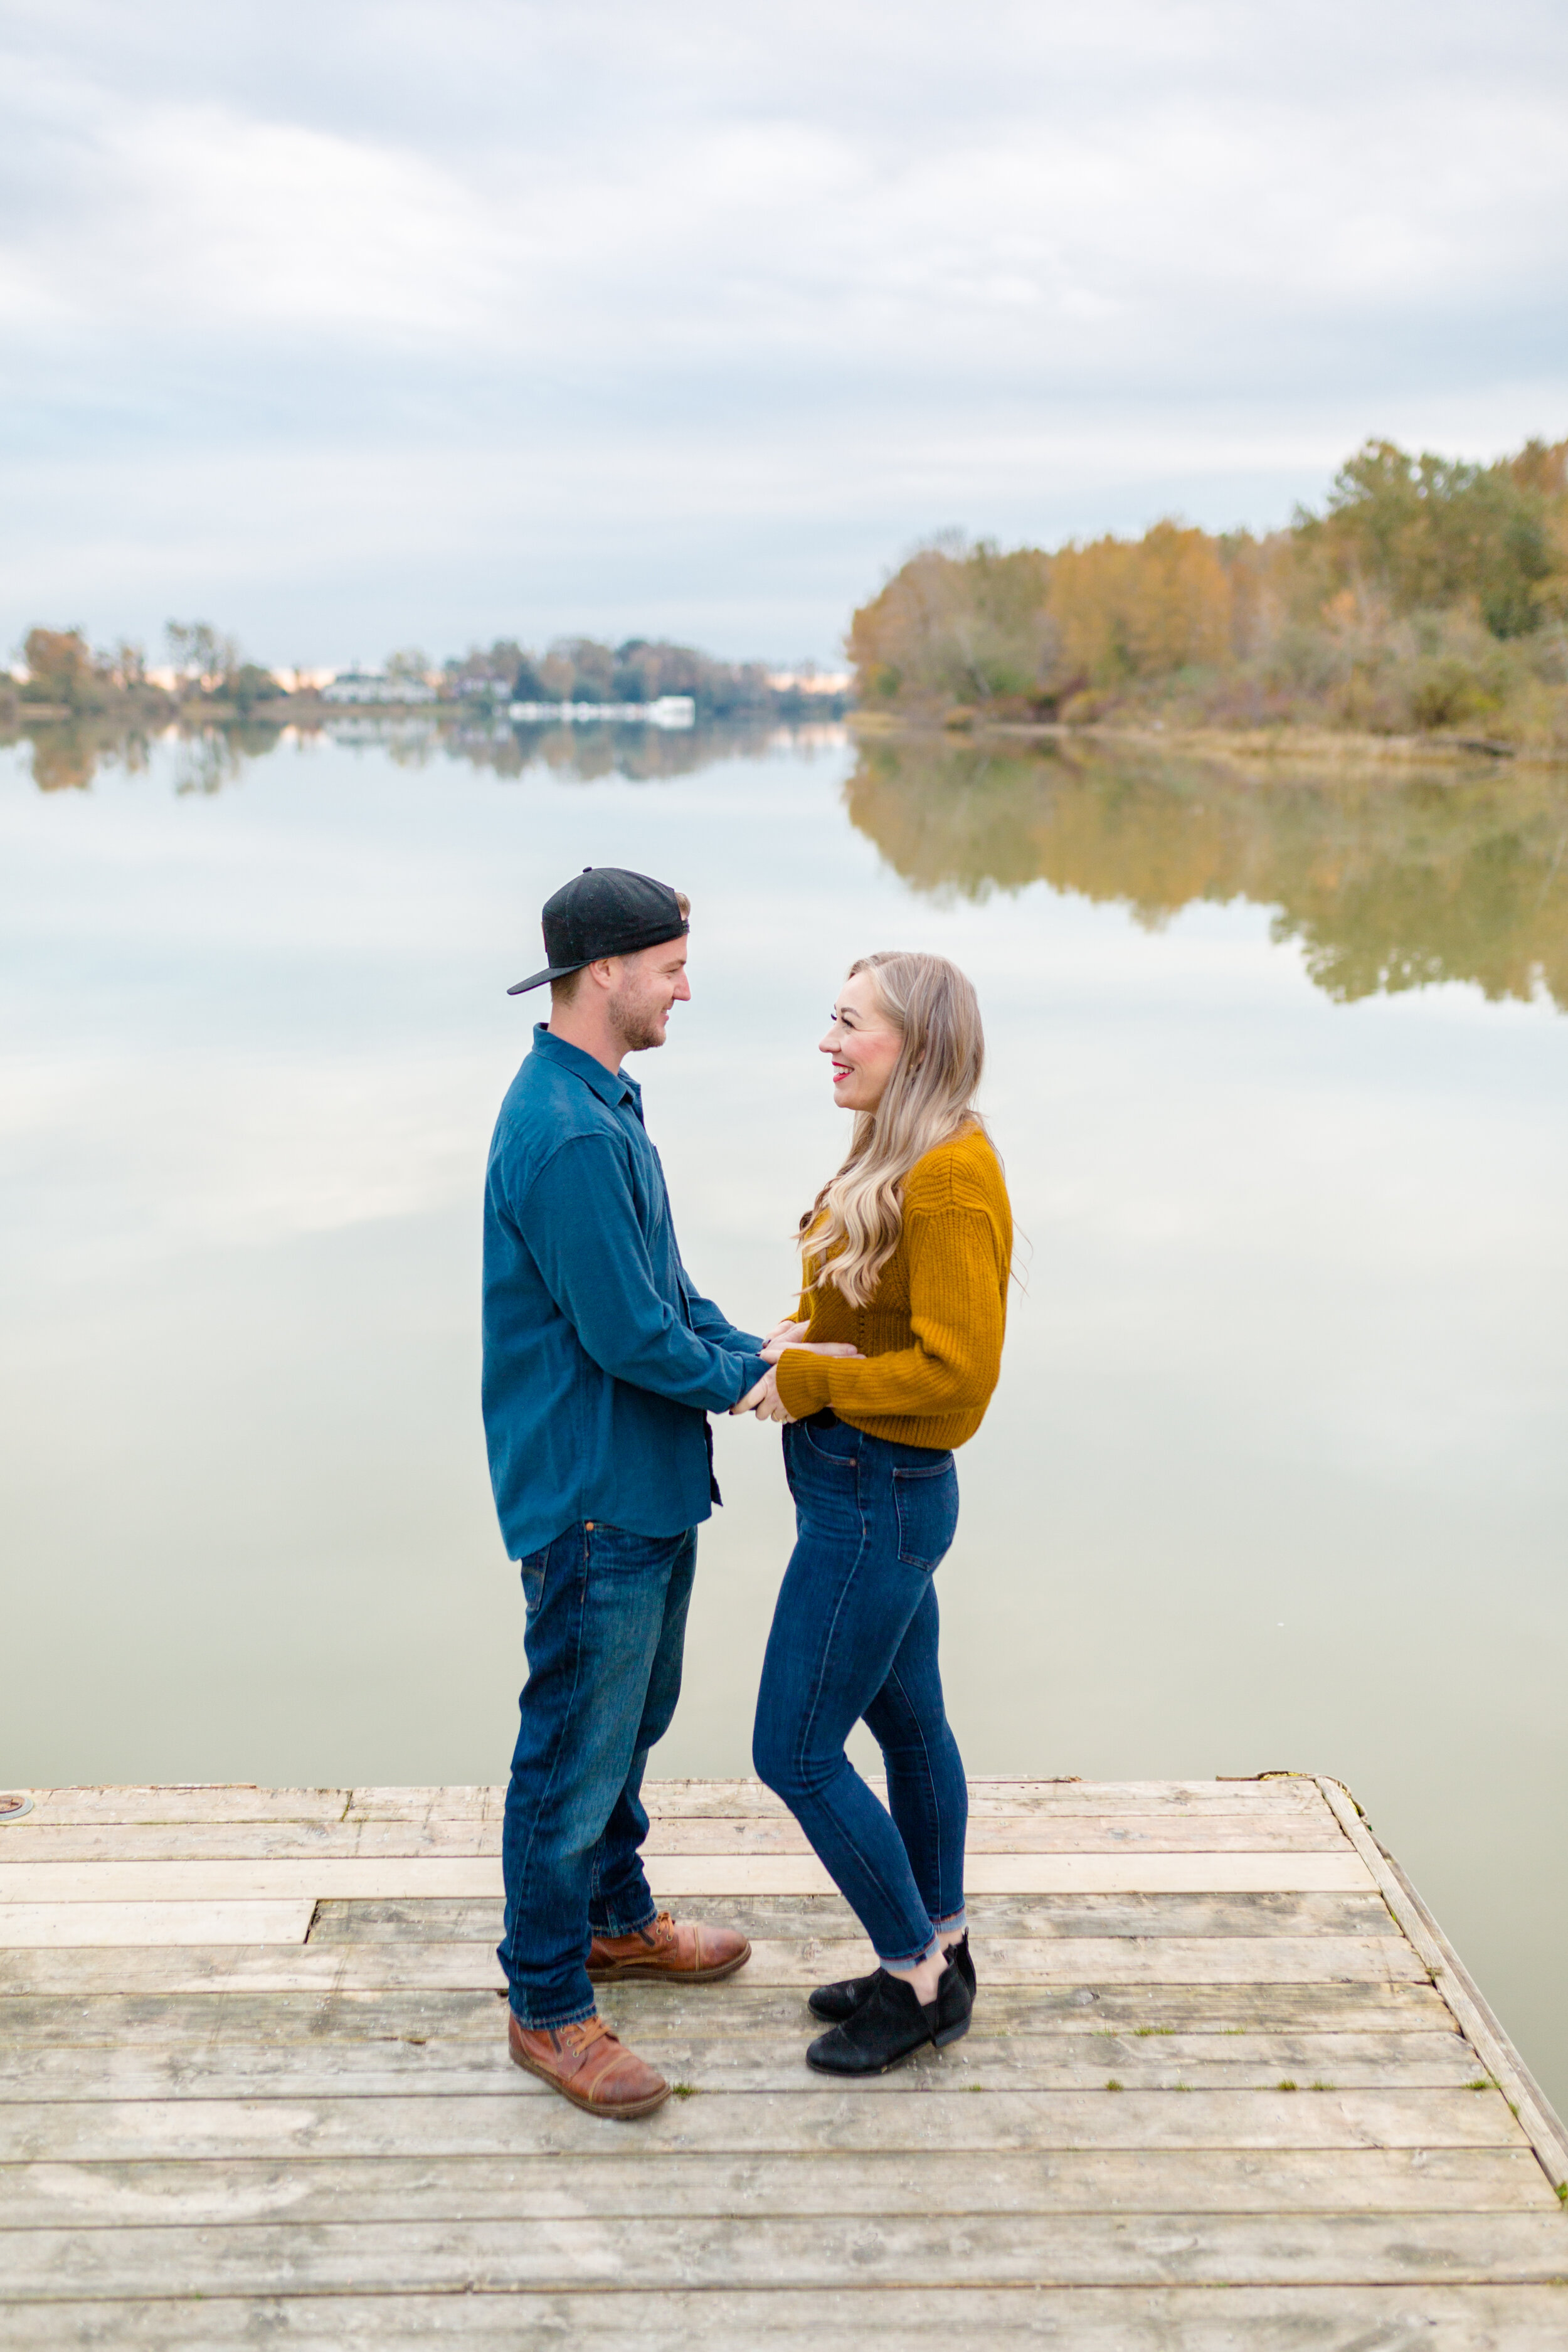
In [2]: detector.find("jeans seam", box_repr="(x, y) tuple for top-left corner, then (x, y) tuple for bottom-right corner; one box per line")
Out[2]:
(501, 1524), (595, 2003)
(887, 1651), (952, 1922)
(893, 1458), (955, 1568)
(591, 1899), (659, 1938)
(509, 1993), (598, 2032)
(587, 1527), (691, 1936)
(789, 1444), (933, 1961)
(877, 1936), (941, 1969)
(789, 1453), (871, 1793)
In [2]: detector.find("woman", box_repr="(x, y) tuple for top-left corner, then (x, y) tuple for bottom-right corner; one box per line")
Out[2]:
(747, 950), (1012, 2076)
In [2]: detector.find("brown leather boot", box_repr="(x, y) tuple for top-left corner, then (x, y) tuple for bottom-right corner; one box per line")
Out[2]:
(588, 1908), (751, 1985)
(507, 2010), (670, 2118)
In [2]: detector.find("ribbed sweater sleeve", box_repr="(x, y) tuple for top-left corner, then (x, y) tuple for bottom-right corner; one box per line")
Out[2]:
(774, 1202), (1005, 1424)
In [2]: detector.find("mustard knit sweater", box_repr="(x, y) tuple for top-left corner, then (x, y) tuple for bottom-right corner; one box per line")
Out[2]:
(773, 1123), (1012, 1450)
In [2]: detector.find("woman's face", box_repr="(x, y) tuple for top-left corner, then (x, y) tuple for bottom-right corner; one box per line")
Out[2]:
(820, 968), (904, 1113)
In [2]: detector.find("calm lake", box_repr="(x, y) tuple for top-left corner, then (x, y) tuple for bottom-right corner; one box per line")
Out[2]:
(3, 716), (1565, 2109)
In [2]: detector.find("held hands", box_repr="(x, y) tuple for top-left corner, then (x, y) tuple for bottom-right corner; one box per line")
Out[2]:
(732, 1323), (862, 1422)
(732, 1367), (793, 1423)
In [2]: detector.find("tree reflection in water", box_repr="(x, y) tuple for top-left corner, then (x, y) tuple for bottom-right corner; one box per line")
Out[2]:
(10, 714), (1565, 1011)
(844, 734), (1568, 1012)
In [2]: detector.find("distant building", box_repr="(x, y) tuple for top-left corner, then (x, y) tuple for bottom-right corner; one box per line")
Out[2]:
(507, 696), (696, 729)
(766, 669), (854, 696)
(323, 669), (437, 705)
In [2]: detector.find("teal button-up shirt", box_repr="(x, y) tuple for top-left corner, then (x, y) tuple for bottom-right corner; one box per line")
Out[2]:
(482, 1026), (768, 1560)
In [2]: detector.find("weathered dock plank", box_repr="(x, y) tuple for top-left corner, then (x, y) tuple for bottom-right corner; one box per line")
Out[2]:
(1, 1776), (1561, 2344)
(0, 1901), (315, 1946)
(3, 1814), (1355, 1862)
(4, 2147), (1554, 2229)
(6, 2210), (1568, 2297)
(3, 2296), (1568, 2352)
(4, 2286), (1567, 2352)
(11, 1778), (1327, 1827)
(0, 2029), (1497, 2099)
(0, 1976), (1461, 2043)
(0, 1851), (1377, 1899)
(299, 1888), (1401, 1939)
(0, 1930), (1427, 1992)
(0, 2087), (1534, 2163)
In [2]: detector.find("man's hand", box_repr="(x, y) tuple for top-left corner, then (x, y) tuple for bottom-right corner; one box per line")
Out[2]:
(731, 1368), (795, 1422)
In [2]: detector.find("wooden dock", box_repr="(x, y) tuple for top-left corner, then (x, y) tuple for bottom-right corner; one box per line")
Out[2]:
(1, 1774), (1565, 2346)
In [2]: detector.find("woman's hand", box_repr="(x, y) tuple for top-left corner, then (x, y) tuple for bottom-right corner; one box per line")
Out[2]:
(734, 1337), (862, 1419)
(761, 1328), (861, 1365)
(731, 1369), (795, 1422)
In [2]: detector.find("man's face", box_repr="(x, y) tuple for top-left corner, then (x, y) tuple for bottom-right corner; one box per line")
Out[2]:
(606, 935), (691, 1051)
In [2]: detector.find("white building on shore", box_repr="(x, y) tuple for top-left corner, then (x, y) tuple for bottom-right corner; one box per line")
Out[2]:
(507, 695), (696, 729)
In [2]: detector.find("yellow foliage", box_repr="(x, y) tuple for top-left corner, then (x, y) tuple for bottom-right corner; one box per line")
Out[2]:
(846, 433), (1568, 736)
(1049, 521), (1234, 684)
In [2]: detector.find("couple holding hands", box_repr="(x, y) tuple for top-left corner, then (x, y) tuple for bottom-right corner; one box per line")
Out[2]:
(483, 866), (1012, 2118)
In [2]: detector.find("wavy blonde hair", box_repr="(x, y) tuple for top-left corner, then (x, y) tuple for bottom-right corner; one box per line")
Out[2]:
(802, 951), (987, 1308)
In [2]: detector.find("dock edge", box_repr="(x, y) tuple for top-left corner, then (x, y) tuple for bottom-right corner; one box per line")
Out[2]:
(1311, 1774), (1568, 2201)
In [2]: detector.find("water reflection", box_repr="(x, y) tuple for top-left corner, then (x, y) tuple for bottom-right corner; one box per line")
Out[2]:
(10, 712), (1567, 1013)
(4, 712), (845, 795)
(847, 735), (1568, 1011)
(2, 716), (1564, 2117)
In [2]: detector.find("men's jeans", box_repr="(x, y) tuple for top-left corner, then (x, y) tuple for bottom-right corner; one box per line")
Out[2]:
(752, 1415), (967, 1967)
(499, 1520), (697, 2028)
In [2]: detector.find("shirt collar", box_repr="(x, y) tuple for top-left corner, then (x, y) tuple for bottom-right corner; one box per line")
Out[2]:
(532, 1022), (640, 1113)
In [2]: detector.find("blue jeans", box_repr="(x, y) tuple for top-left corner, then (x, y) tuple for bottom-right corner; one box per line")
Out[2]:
(499, 1520), (697, 2028)
(752, 1416), (968, 1966)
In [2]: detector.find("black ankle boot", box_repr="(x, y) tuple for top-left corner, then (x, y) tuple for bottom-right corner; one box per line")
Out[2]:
(932, 1932), (975, 2048)
(806, 1968), (938, 2076)
(807, 1966), (879, 2024)
(810, 1932), (977, 2032)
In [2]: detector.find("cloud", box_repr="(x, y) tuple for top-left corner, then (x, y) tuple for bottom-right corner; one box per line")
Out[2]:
(1, 0), (1565, 659)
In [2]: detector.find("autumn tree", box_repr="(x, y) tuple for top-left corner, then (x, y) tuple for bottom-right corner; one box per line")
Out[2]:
(1047, 522), (1234, 686)
(848, 538), (1056, 710)
(21, 628), (102, 709)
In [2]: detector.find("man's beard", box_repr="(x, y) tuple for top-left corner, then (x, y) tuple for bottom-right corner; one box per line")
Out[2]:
(607, 985), (665, 1053)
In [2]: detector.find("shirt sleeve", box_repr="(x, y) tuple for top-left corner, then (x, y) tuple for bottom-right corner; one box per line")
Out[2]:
(680, 1264), (765, 1355)
(520, 1135), (768, 1411)
(774, 1205), (1004, 1422)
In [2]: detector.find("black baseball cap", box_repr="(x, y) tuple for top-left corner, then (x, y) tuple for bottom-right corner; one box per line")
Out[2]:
(507, 866), (689, 995)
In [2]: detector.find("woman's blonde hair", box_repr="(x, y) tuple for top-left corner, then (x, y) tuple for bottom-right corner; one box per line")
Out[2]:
(802, 951), (986, 1308)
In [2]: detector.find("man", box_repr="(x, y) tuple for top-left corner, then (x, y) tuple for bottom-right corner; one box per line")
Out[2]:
(483, 866), (842, 2119)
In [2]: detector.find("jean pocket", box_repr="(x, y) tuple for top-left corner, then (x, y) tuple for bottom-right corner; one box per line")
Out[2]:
(892, 1456), (958, 1569)
(798, 1417), (857, 1468)
(518, 1554), (547, 1614)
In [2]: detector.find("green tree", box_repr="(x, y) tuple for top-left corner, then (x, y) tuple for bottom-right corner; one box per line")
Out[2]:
(385, 647), (433, 687)
(226, 662), (285, 716)
(1315, 440), (1555, 636)
(166, 620), (240, 692)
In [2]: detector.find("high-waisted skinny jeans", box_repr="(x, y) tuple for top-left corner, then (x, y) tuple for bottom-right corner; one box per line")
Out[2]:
(752, 1414), (967, 1967)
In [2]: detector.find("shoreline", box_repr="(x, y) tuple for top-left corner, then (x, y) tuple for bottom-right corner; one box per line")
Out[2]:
(8, 701), (1565, 776)
(0, 698), (847, 731)
(849, 710), (1568, 773)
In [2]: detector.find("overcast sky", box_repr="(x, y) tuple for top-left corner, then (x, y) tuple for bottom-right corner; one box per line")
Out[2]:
(3, 0), (1566, 666)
